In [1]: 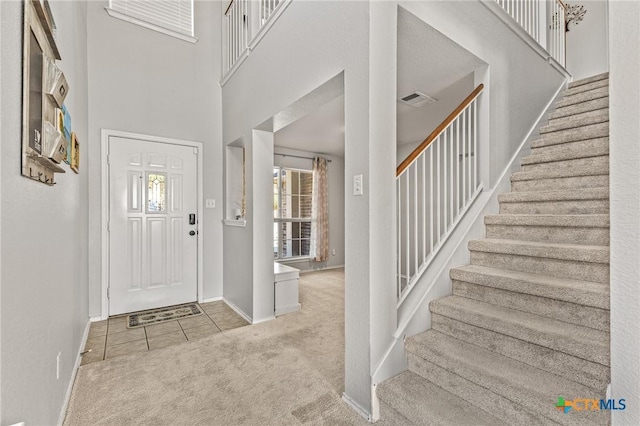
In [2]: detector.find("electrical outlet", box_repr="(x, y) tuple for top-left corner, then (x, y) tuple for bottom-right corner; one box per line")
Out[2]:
(56, 352), (61, 379)
(205, 199), (216, 209)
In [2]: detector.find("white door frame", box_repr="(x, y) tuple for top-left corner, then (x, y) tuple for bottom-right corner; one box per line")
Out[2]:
(101, 129), (204, 320)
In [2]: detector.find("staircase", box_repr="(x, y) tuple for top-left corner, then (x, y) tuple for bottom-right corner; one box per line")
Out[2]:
(378, 73), (611, 425)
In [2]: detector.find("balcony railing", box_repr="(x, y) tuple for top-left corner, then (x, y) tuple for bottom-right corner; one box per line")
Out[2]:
(223, 0), (289, 81)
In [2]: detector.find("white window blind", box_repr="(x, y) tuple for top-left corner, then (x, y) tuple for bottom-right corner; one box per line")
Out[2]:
(109, 0), (194, 38)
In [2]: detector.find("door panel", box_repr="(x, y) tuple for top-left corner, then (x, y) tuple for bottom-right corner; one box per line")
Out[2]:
(109, 136), (198, 315)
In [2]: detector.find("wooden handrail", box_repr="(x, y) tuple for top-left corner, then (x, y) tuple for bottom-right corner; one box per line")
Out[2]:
(557, 0), (568, 11)
(225, 0), (236, 16)
(396, 84), (484, 177)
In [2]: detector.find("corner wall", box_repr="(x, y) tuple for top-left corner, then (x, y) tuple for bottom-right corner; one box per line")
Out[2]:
(609, 1), (640, 423)
(1, 1), (89, 423)
(566, 0), (609, 81)
(86, 0), (224, 317)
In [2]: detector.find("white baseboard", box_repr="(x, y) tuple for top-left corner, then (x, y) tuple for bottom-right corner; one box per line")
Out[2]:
(58, 319), (91, 426)
(200, 296), (222, 304)
(90, 315), (106, 322)
(222, 297), (253, 324)
(342, 393), (372, 422)
(298, 264), (345, 274)
(275, 303), (301, 317)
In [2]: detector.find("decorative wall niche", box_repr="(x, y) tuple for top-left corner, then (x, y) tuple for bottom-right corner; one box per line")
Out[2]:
(225, 141), (246, 223)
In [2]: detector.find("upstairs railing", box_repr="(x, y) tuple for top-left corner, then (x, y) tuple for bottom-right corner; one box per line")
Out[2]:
(223, 0), (287, 78)
(396, 85), (484, 304)
(494, 0), (567, 67)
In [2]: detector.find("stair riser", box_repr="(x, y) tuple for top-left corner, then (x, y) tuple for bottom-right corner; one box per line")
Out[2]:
(430, 299), (610, 366)
(500, 200), (609, 215)
(540, 112), (608, 134)
(562, 79), (609, 97)
(485, 224), (609, 246)
(407, 354), (548, 425)
(522, 155), (609, 172)
(548, 107), (609, 128)
(555, 87), (608, 109)
(511, 175), (608, 192)
(452, 281), (609, 331)
(470, 251), (609, 284)
(534, 122), (609, 147)
(450, 267), (609, 309)
(378, 401), (416, 426)
(529, 138), (608, 159)
(568, 72), (609, 89)
(431, 314), (610, 390)
(551, 97), (609, 120)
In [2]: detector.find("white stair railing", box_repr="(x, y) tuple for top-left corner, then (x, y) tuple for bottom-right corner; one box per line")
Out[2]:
(494, 0), (566, 68)
(548, 0), (566, 67)
(396, 85), (484, 304)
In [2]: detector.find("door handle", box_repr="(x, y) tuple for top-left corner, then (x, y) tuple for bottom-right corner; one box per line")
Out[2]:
(189, 213), (196, 225)
(189, 230), (196, 236)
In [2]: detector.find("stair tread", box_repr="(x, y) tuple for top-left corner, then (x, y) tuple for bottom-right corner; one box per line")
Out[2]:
(485, 214), (609, 228)
(469, 238), (609, 264)
(429, 296), (609, 365)
(568, 72), (609, 89)
(377, 371), (508, 426)
(541, 109), (609, 134)
(550, 97), (609, 120)
(450, 264), (609, 308)
(562, 79), (609, 97)
(499, 187), (609, 202)
(407, 331), (609, 425)
(523, 142), (609, 165)
(555, 87), (609, 109)
(511, 166), (608, 181)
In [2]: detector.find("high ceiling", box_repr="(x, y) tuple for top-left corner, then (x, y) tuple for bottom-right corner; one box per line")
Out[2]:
(274, 7), (487, 157)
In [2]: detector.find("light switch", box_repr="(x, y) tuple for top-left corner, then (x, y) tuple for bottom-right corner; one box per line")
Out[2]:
(205, 199), (216, 208)
(353, 174), (363, 196)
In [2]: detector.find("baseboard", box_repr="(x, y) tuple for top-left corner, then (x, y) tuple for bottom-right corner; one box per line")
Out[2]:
(275, 303), (301, 317)
(90, 315), (106, 322)
(342, 392), (372, 422)
(200, 296), (223, 304)
(58, 319), (91, 426)
(222, 297), (253, 324)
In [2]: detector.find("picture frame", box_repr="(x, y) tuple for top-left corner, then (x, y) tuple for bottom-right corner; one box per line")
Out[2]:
(70, 132), (80, 174)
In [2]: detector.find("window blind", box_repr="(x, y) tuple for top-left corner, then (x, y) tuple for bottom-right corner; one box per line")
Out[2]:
(109, 0), (194, 37)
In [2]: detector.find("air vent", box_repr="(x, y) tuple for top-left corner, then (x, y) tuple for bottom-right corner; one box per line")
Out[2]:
(399, 91), (437, 107)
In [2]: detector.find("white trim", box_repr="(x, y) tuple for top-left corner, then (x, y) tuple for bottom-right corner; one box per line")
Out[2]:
(298, 264), (345, 274)
(223, 219), (247, 227)
(342, 393), (371, 422)
(57, 319), (91, 426)
(105, 8), (198, 44)
(201, 296), (223, 304)
(89, 316), (105, 323)
(100, 129), (204, 318)
(222, 297), (253, 323)
(275, 303), (300, 316)
(220, 49), (250, 86)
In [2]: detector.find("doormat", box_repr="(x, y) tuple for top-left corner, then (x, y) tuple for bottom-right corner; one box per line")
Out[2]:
(127, 303), (203, 328)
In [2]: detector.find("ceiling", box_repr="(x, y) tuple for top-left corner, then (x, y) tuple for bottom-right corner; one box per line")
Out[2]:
(273, 7), (487, 157)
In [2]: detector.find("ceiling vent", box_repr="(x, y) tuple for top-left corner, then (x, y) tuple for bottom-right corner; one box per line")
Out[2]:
(399, 91), (437, 108)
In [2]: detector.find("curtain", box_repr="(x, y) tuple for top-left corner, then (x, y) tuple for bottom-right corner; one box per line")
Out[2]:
(310, 157), (329, 262)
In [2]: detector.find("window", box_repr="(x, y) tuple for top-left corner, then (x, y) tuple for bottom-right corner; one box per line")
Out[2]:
(107, 0), (196, 43)
(273, 167), (312, 259)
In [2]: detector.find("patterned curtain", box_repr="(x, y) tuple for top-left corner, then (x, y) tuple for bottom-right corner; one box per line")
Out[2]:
(310, 157), (329, 262)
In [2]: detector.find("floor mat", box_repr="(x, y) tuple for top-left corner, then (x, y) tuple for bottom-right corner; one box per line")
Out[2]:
(127, 303), (202, 328)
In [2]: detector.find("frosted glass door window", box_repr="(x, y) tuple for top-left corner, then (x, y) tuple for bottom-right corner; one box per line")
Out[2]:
(147, 173), (167, 213)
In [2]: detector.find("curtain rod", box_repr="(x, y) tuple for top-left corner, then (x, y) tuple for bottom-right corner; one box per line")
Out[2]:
(274, 152), (332, 163)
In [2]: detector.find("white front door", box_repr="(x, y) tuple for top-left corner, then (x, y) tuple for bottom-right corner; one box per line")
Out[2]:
(108, 136), (198, 315)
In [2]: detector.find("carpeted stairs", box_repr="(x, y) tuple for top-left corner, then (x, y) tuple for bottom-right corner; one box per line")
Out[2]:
(378, 72), (611, 425)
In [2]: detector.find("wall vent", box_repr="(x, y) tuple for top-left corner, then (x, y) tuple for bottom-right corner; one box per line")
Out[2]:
(400, 91), (437, 107)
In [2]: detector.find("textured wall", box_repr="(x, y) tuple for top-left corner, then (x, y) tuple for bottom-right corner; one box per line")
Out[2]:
(1, 1), (89, 423)
(609, 1), (640, 424)
(86, 0), (223, 316)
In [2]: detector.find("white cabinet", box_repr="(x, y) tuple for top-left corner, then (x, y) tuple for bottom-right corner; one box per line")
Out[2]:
(274, 262), (301, 316)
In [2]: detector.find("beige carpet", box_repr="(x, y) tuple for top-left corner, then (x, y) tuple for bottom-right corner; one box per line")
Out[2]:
(64, 269), (369, 425)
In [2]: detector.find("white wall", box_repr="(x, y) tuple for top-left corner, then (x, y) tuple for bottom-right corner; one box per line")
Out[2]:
(609, 1), (640, 424)
(566, 0), (608, 81)
(397, 73), (475, 163)
(273, 147), (345, 272)
(1, 1), (89, 423)
(86, 0), (223, 316)
(222, 0), (399, 415)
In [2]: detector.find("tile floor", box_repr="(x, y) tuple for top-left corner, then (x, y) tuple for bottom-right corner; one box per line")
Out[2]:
(81, 301), (249, 365)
